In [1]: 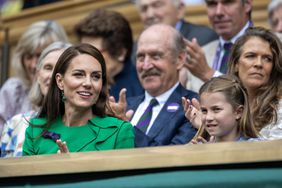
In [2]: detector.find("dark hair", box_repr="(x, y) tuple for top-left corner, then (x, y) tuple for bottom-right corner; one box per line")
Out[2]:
(74, 9), (133, 62)
(198, 75), (258, 139)
(228, 26), (282, 130)
(38, 43), (108, 128)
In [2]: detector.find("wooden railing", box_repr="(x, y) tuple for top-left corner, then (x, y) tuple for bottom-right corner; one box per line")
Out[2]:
(0, 140), (281, 186)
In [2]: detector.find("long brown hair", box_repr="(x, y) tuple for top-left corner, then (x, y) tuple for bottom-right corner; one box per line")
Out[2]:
(228, 27), (282, 131)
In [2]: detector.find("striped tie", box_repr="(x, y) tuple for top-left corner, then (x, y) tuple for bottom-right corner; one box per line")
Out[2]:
(136, 98), (158, 133)
(219, 42), (232, 73)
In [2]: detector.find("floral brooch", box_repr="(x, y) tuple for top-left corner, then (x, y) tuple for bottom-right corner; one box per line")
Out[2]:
(42, 130), (61, 142)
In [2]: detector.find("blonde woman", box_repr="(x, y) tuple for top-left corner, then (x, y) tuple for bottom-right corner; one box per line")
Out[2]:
(0, 20), (68, 135)
(0, 42), (71, 157)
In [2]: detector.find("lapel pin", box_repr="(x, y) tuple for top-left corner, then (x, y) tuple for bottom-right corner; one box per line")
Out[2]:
(167, 103), (180, 112)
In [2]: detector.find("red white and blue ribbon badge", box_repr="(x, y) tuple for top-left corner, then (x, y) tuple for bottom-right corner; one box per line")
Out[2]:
(167, 103), (180, 112)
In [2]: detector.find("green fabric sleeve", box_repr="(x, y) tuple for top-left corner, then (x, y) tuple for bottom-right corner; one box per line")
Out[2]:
(115, 121), (134, 149)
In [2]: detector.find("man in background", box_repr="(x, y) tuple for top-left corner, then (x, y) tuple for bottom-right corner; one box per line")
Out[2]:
(183, 0), (253, 92)
(135, 0), (218, 46)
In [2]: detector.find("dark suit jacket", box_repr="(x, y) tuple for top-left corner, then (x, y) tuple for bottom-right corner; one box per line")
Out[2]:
(127, 84), (198, 147)
(110, 59), (144, 101)
(180, 19), (218, 46)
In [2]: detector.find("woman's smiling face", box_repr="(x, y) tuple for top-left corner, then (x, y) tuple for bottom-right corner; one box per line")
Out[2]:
(56, 54), (103, 112)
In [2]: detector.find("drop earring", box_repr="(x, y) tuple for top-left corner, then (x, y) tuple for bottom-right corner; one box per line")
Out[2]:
(61, 90), (66, 102)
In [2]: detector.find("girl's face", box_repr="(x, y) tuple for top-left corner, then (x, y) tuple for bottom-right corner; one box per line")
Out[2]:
(38, 50), (63, 96)
(200, 92), (242, 142)
(56, 54), (103, 113)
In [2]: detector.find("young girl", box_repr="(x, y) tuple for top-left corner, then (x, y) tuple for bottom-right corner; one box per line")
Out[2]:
(182, 75), (259, 143)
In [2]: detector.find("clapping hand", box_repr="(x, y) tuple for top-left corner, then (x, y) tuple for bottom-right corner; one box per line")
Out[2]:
(182, 97), (202, 129)
(184, 38), (214, 82)
(108, 88), (134, 121)
(56, 139), (69, 154)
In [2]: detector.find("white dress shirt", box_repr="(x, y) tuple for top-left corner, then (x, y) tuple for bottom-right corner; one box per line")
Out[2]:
(131, 83), (179, 135)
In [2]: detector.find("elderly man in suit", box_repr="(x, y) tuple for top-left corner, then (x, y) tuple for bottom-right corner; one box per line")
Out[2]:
(183, 0), (253, 92)
(135, 0), (218, 46)
(113, 24), (198, 147)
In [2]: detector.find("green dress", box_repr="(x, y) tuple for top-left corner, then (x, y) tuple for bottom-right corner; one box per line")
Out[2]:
(23, 116), (134, 155)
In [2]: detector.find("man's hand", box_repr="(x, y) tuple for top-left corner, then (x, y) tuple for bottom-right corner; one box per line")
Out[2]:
(184, 38), (214, 82)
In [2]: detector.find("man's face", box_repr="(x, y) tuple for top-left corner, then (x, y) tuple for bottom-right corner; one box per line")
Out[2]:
(138, 0), (183, 28)
(136, 26), (183, 96)
(205, 0), (252, 40)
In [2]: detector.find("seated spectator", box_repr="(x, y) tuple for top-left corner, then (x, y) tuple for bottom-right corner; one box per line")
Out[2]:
(23, 44), (134, 155)
(183, 0), (253, 92)
(183, 75), (259, 143)
(0, 20), (68, 135)
(268, 0), (282, 33)
(0, 41), (71, 157)
(74, 9), (143, 100)
(228, 27), (282, 140)
(110, 24), (198, 147)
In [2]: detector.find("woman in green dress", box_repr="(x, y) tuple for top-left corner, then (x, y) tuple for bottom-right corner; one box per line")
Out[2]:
(23, 43), (134, 155)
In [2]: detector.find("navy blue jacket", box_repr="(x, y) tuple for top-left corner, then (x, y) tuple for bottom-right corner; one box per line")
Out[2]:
(127, 84), (198, 147)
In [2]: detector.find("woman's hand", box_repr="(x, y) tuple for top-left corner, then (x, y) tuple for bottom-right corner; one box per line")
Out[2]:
(108, 88), (134, 121)
(182, 97), (202, 129)
(56, 139), (69, 154)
